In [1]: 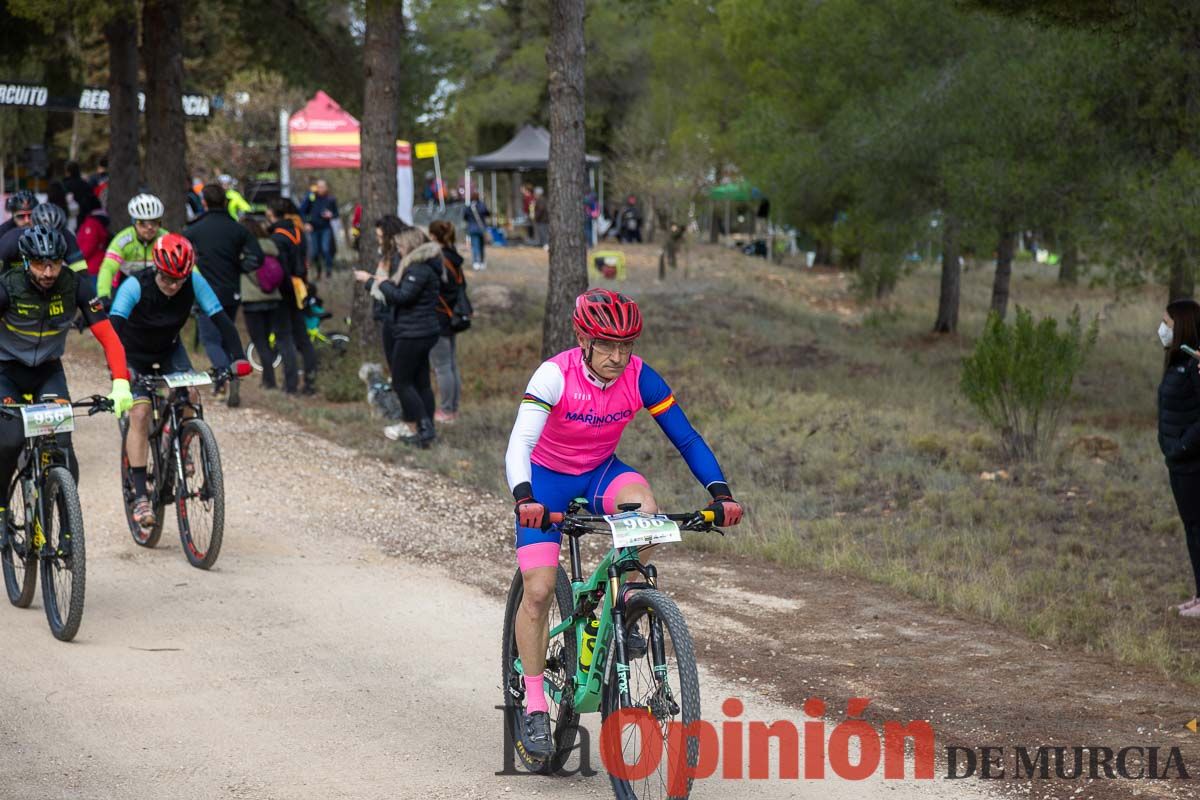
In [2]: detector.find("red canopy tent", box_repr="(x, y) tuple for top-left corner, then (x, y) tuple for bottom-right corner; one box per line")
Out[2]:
(288, 91), (362, 169)
(285, 91), (413, 220)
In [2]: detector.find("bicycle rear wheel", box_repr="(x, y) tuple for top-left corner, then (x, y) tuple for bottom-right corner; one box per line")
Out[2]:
(119, 417), (166, 548)
(40, 466), (86, 641)
(501, 566), (580, 774)
(1, 475), (36, 607)
(601, 589), (701, 800)
(176, 418), (224, 569)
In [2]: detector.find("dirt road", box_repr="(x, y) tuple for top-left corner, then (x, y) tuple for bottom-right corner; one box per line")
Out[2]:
(0, 358), (997, 799)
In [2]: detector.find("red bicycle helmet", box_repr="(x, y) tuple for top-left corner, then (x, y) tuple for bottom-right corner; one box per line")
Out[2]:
(573, 288), (642, 341)
(152, 233), (195, 279)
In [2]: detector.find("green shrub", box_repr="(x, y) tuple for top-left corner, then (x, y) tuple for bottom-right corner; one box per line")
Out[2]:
(960, 306), (1098, 461)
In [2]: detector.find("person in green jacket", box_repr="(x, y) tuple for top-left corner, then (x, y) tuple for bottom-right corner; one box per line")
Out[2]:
(96, 193), (169, 301)
(219, 174), (253, 220)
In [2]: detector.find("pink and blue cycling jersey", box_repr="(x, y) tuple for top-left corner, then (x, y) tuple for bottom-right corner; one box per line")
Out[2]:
(505, 348), (727, 562)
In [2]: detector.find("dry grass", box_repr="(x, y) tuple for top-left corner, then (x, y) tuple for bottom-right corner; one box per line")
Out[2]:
(197, 241), (1200, 683)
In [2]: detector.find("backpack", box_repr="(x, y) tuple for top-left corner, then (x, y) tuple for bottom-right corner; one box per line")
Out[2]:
(438, 255), (473, 333)
(256, 254), (286, 293)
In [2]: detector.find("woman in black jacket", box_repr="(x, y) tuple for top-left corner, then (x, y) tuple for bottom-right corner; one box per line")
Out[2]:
(1159, 298), (1200, 616)
(354, 227), (441, 447)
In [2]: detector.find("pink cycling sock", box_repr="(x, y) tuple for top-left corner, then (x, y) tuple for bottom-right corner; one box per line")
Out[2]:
(524, 673), (549, 714)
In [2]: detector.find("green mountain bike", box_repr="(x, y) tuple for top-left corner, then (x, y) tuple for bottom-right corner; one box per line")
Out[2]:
(501, 500), (720, 799)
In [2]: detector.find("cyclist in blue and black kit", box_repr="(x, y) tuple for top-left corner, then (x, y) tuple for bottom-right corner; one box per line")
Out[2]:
(108, 233), (250, 529)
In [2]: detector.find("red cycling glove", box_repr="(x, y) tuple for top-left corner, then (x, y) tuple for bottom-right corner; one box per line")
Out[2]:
(705, 495), (743, 526)
(515, 496), (547, 529)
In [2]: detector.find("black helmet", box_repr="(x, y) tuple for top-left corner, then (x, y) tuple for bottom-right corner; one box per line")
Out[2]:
(5, 190), (36, 213)
(18, 225), (67, 261)
(30, 203), (66, 231)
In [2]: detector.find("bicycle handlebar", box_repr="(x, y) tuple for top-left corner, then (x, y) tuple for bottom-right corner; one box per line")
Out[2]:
(547, 509), (718, 534)
(131, 366), (235, 392)
(0, 395), (113, 420)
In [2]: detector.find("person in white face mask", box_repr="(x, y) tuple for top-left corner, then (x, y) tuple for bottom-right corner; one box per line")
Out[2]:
(1157, 298), (1200, 616)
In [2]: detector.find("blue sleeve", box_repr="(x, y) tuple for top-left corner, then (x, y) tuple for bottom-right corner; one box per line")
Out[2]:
(638, 363), (726, 490)
(109, 275), (141, 319)
(191, 271), (224, 317)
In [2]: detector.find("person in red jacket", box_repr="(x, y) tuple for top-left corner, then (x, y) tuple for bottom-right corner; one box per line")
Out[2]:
(74, 193), (111, 294)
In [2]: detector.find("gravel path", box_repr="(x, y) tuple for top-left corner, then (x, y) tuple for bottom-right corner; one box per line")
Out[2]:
(0, 355), (999, 799)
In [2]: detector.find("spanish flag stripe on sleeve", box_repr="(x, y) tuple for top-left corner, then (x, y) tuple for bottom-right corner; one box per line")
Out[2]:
(522, 393), (552, 413)
(648, 394), (676, 417)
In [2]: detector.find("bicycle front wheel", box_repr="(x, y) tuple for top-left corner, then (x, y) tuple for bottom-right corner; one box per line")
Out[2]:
(176, 419), (224, 570)
(1, 475), (36, 607)
(40, 466), (86, 641)
(501, 566), (580, 774)
(601, 589), (701, 800)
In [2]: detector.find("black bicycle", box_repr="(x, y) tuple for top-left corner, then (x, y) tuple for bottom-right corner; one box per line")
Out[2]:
(119, 367), (230, 569)
(0, 396), (113, 641)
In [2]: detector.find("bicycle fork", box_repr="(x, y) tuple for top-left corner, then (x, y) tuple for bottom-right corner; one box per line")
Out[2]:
(609, 562), (679, 718)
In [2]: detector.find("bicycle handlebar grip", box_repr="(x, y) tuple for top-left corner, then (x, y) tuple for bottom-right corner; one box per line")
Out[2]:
(700, 510), (716, 523)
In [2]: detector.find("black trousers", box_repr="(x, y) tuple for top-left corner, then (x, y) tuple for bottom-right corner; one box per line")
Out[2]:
(387, 334), (438, 423)
(244, 303), (299, 392)
(0, 360), (76, 498)
(1169, 470), (1200, 595)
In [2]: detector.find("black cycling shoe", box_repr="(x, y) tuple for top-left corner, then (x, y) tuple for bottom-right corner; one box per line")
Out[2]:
(520, 710), (553, 761)
(625, 627), (648, 660)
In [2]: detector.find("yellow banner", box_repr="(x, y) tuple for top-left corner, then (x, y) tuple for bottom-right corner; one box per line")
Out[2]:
(290, 131), (360, 146)
(415, 141), (438, 159)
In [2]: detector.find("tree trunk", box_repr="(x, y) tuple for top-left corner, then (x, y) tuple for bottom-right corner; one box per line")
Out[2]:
(354, 0), (405, 349)
(1169, 256), (1196, 302)
(541, 0), (587, 359)
(933, 213), (961, 333)
(141, 0), (188, 233)
(990, 226), (1017, 320)
(814, 239), (834, 267)
(104, 3), (140, 232)
(708, 202), (719, 244)
(644, 195), (656, 243)
(1057, 232), (1079, 284)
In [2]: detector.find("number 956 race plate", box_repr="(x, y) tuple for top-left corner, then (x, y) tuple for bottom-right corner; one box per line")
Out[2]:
(605, 511), (682, 548)
(21, 403), (74, 438)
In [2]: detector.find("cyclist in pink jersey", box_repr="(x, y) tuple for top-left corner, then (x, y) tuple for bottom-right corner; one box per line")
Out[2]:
(504, 287), (743, 759)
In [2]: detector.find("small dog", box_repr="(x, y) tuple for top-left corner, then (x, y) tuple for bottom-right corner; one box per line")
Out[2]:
(358, 362), (405, 420)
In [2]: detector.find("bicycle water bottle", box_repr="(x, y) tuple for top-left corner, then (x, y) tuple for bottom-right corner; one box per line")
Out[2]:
(578, 615), (600, 673)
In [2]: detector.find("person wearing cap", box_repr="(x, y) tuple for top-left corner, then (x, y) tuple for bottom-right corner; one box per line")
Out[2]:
(1158, 297), (1200, 617)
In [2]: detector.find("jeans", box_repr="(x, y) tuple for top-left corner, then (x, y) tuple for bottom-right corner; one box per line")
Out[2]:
(388, 335), (438, 422)
(469, 232), (486, 264)
(197, 302), (239, 371)
(244, 303), (299, 392)
(430, 335), (461, 413)
(309, 226), (334, 275)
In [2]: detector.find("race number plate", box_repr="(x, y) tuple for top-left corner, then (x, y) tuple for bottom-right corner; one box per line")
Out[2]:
(162, 370), (212, 388)
(605, 511), (682, 548)
(21, 403), (74, 438)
